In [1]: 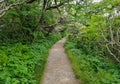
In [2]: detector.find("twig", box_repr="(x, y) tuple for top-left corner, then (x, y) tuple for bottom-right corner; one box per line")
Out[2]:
(106, 44), (120, 63)
(0, 1), (24, 18)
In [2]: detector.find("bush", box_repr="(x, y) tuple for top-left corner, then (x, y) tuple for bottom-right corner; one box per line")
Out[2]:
(0, 33), (62, 84)
(65, 39), (120, 84)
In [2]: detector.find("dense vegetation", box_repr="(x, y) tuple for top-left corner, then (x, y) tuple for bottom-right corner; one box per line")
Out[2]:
(66, 0), (120, 63)
(0, 34), (62, 84)
(0, 0), (66, 83)
(65, 0), (120, 83)
(0, 0), (120, 84)
(65, 39), (120, 84)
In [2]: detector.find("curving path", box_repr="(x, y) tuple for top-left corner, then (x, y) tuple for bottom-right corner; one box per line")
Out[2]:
(41, 38), (79, 84)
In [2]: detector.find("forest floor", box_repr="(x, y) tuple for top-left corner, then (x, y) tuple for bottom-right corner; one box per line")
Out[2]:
(41, 38), (79, 84)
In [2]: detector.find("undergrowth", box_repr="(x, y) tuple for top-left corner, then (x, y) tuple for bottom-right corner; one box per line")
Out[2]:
(0, 34), (62, 84)
(65, 39), (120, 84)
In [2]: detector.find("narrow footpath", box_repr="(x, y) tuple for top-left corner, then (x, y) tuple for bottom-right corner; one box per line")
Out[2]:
(41, 38), (79, 84)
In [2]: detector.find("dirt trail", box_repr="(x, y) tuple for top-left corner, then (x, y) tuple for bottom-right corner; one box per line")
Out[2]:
(41, 38), (79, 84)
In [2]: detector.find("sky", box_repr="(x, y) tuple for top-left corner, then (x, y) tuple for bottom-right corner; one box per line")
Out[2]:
(93, 0), (101, 3)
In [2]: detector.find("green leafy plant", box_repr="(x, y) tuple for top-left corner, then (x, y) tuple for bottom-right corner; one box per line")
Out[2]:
(65, 39), (120, 84)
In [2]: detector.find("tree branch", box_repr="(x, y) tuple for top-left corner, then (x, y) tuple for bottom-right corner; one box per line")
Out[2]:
(26, 0), (36, 3)
(0, 1), (24, 18)
(106, 44), (120, 64)
(45, 1), (67, 10)
(54, 0), (61, 14)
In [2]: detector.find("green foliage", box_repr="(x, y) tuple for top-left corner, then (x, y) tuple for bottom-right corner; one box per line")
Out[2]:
(1, 0), (120, 84)
(67, 0), (120, 62)
(65, 39), (120, 84)
(0, 0), (66, 83)
(44, 10), (60, 24)
(65, 0), (120, 83)
(0, 2), (41, 43)
(0, 33), (62, 84)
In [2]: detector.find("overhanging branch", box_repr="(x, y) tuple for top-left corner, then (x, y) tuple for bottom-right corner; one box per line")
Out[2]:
(0, 1), (24, 18)
(45, 1), (67, 10)
(26, 0), (36, 3)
